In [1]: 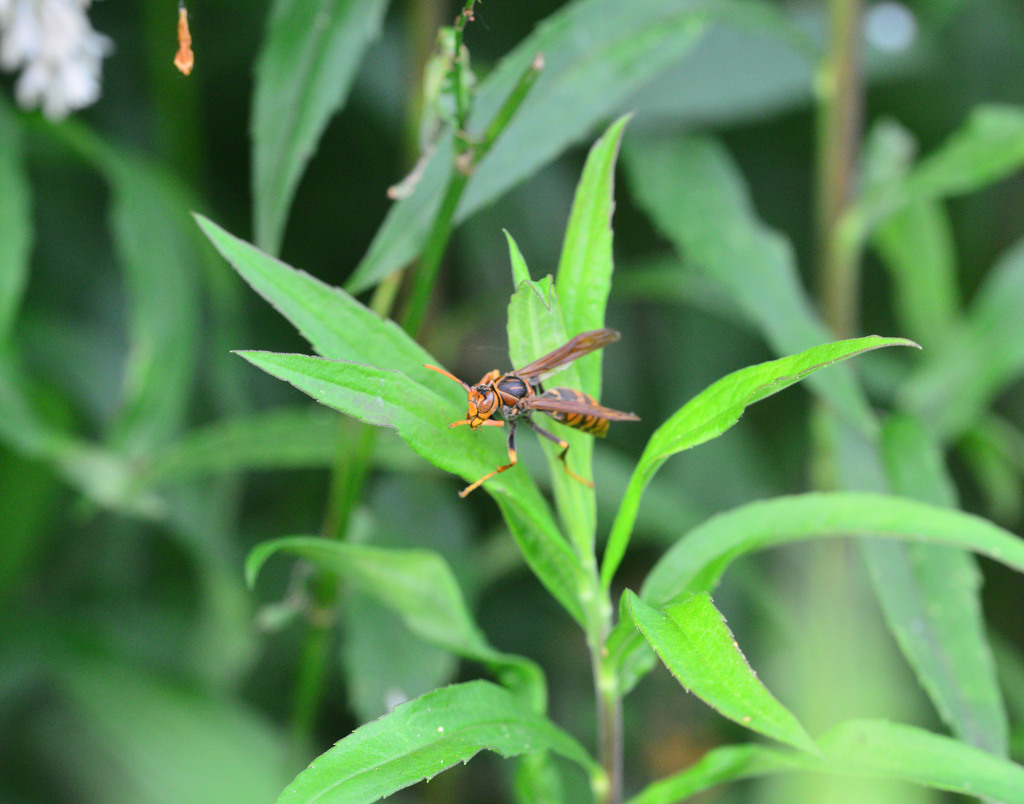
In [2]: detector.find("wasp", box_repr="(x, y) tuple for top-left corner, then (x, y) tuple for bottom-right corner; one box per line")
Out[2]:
(425, 328), (640, 497)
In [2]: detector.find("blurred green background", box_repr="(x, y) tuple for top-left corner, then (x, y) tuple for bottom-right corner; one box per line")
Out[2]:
(1, 0), (1023, 802)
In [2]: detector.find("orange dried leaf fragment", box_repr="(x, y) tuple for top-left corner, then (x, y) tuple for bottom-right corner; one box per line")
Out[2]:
(174, 4), (194, 76)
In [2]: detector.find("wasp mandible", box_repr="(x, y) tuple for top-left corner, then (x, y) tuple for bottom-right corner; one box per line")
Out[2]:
(425, 328), (640, 497)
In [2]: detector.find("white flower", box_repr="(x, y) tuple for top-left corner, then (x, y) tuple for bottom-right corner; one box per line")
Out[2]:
(0, 0), (112, 119)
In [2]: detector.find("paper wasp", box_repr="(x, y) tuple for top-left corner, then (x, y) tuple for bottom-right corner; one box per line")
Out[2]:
(425, 328), (640, 497)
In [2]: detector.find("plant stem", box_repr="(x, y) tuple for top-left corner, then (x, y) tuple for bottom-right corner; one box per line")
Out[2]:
(816, 0), (864, 338)
(287, 0), (544, 748)
(592, 620), (622, 803)
(580, 554), (621, 803)
(288, 579), (336, 747)
(400, 52), (543, 334)
(287, 419), (379, 749)
(400, 167), (471, 334)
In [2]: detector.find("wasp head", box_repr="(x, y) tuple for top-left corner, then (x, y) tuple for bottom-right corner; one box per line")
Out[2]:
(465, 385), (499, 426)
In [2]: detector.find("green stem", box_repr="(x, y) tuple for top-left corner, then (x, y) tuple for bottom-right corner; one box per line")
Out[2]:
(592, 620), (622, 804)
(579, 551), (620, 803)
(451, 1), (477, 151)
(288, 583), (336, 748)
(400, 169), (470, 334)
(286, 0), (543, 750)
(798, 3), (869, 795)
(287, 420), (379, 747)
(321, 422), (379, 541)
(816, 0), (864, 339)
(400, 52), (543, 334)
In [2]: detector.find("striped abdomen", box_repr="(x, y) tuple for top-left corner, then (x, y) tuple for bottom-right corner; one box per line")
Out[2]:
(536, 388), (611, 436)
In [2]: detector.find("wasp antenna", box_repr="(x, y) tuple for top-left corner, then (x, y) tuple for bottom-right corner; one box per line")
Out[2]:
(424, 363), (472, 392)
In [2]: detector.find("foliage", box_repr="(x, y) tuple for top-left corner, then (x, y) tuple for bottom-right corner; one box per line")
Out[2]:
(2, 1), (1024, 803)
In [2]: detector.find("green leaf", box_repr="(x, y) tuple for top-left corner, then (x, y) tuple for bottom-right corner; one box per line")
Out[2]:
(0, 99), (32, 341)
(555, 113), (631, 377)
(601, 336), (918, 588)
(505, 276), (590, 541)
(106, 167), (202, 453)
(347, 0), (754, 294)
(199, 217), (587, 622)
(867, 415), (1007, 755)
(0, 347), (165, 517)
(628, 11), (817, 129)
(613, 255), (743, 324)
(622, 134), (877, 435)
(816, 719), (1024, 801)
(505, 229), (533, 287)
(608, 491), (1024, 692)
(195, 215), (459, 399)
(58, 659), (291, 804)
(248, 537), (546, 710)
(235, 351), (587, 625)
(899, 235), (1024, 439)
(276, 681), (599, 804)
(862, 120), (961, 347)
(626, 591), (816, 752)
(506, 276), (569, 377)
(252, 0), (389, 254)
(959, 416), (1024, 522)
(141, 406), (421, 486)
(514, 751), (567, 804)
(868, 150), (960, 347)
(51, 123), (204, 455)
(625, 743), (793, 804)
(625, 720), (1024, 804)
(850, 105), (1024, 248)
(143, 406), (345, 483)
(641, 492), (1024, 606)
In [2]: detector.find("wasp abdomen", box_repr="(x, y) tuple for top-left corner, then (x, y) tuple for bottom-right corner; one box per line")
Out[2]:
(540, 388), (610, 436)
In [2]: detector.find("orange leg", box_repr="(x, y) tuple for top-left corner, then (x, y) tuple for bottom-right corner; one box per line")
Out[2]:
(527, 420), (594, 488)
(459, 421), (519, 497)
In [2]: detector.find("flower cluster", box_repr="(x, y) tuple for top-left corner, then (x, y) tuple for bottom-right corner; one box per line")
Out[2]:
(0, 0), (112, 119)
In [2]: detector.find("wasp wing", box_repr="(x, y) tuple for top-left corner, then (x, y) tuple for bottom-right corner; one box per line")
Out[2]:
(523, 390), (640, 421)
(513, 329), (621, 384)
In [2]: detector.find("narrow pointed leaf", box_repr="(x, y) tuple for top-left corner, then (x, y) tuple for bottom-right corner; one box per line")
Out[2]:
(609, 491), (1024, 690)
(868, 415), (1007, 754)
(622, 135), (876, 433)
(900, 236), (1024, 439)
(505, 230), (533, 288)
(626, 720), (1024, 804)
(816, 719), (1024, 802)
(626, 591), (816, 752)
(862, 118), (960, 345)
(506, 276), (597, 550)
(852, 105), (1024, 245)
(642, 492), (1024, 606)
(140, 406), (415, 486)
(56, 126), (203, 455)
(235, 350), (586, 624)
(276, 681), (598, 804)
(252, 0), (389, 253)
(601, 336), (918, 588)
(555, 113), (631, 381)
(195, 215), (459, 401)
(348, 1), (811, 293)
(247, 537), (545, 709)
